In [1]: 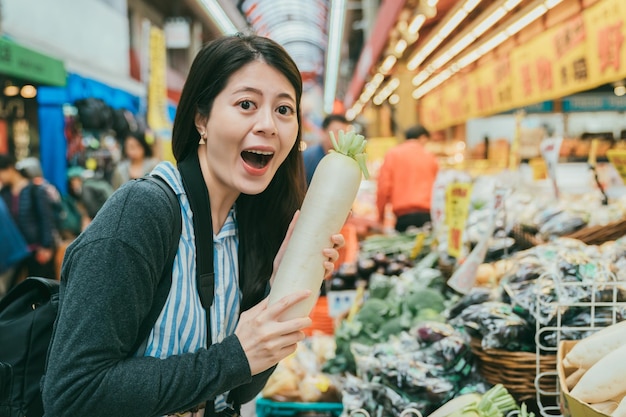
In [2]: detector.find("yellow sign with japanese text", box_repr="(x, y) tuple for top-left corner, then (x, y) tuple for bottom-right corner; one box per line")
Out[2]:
(148, 26), (170, 133)
(445, 182), (473, 259)
(420, 0), (626, 131)
(583, 0), (626, 87)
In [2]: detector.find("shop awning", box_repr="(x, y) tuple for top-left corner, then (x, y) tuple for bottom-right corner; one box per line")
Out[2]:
(0, 37), (66, 87)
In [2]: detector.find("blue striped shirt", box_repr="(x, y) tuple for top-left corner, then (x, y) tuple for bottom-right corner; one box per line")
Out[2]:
(143, 162), (241, 411)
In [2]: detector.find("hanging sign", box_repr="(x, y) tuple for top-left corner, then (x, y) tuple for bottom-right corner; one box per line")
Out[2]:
(147, 26), (170, 133)
(447, 187), (502, 294)
(606, 149), (626, 184)
(446, 182), (473, 259)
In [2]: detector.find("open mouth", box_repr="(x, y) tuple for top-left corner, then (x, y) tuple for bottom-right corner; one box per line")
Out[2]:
(241, 150), (274, 169)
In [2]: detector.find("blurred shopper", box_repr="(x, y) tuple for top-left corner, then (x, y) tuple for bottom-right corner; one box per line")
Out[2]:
(42, 33), (343, 417)
(0, 197), (29, 298)
(0, 154), (58, 285)
(302, 114), (351, 186)
(65, 166), (113, 231)
(376, 124), (439, 232)
(110, 131), (159, 190)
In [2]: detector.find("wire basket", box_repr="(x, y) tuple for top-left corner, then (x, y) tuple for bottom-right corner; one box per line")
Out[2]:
(469, 338), (557, 402)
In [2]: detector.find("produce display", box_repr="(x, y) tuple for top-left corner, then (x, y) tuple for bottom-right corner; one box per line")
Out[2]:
(261, 163), (626, 417)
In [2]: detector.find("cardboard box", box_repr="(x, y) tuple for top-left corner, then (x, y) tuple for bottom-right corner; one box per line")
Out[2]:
(558, 340), (610, 417)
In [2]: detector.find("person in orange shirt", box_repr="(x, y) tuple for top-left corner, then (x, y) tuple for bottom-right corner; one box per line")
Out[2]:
(376, 124), (439, 232)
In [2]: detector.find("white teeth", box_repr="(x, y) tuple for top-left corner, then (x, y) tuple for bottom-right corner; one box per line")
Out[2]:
(247, 150), (274, 155)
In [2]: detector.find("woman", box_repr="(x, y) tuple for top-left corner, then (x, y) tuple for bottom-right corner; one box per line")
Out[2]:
(111, 131), (160, 190)
(42, 34), (343, 417)
(0, 154), (58, 284)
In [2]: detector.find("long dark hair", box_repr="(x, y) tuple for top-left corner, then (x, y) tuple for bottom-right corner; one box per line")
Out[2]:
(172, 34), (306, 310)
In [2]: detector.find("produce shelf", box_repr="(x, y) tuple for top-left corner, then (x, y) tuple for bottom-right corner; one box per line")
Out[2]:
(534, 267), (626, 417)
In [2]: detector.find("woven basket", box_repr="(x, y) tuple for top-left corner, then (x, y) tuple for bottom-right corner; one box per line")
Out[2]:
(470, 338), (557, 401)
(564, 218), (626, 245)
(510, 225), (543, 250)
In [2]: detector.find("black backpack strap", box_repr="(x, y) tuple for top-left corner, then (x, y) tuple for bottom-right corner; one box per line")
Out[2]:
(178, 152), (217, 416)
(130, 175), (182, 355)
(177, 153), (215, 316)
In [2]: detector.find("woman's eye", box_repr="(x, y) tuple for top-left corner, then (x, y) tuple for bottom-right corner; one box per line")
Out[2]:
(277, 105), (293, 115)
(239, 100), (254, 110)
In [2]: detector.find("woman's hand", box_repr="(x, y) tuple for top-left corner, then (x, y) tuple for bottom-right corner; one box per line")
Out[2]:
(235, 290), (313, 375)
(323, 233), (345, 278)
(271, 211), (346, 284)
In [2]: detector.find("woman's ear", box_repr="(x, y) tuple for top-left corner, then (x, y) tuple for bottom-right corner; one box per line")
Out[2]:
(194, 113), (207, 135)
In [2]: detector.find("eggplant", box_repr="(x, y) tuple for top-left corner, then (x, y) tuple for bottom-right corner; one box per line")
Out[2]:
(357, 257), (377, 278)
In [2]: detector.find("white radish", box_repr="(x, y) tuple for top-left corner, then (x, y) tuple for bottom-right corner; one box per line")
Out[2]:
(563, 320), (626, 369)
(589, 400), (618, 416)
(570, 343), (626, 403)
(565, 367), (586, 391)
(613, 395), (626, 417)
(268, 130), (368, 320)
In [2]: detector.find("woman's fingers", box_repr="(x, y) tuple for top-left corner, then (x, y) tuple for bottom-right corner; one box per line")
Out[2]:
(331, 233), (345, 249)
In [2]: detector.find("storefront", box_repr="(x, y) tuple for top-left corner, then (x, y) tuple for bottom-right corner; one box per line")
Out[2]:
(37, 73), (143, 194)
(0, 37), (66, 179)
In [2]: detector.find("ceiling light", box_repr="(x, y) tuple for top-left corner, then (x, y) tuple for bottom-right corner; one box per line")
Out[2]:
(388, 94), (400, 105)
(373, 78), (400, 105)
(394, 39), (408, 56)
(413, 0), (554, 100)
(324, 0), (347, 114)
(408, 14), (427, 35)
(20, 85), (37, 99)
(477, 32), (509, 55)
(4, 84), (19, 97)
(412, 70), (430, 86)
(506, 4), (547, 36)
(407, 0), (482, 70)
(198, 0), (238, 34)
(379, 55), (397, 74)
(545, 0), (563, 8)
(472, 7), (506, 37)
(504, 0), (522, 8)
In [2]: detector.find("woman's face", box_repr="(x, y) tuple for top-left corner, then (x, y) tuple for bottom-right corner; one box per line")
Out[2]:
(198, 60), (299, 197)
(124, 136), (145, 161)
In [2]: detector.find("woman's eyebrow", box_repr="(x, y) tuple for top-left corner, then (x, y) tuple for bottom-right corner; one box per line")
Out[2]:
(232, 86), (295, 102)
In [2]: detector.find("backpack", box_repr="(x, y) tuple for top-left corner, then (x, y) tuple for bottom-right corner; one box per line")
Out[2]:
(29, 182), (66, 239)
(0, 175), (181, 417)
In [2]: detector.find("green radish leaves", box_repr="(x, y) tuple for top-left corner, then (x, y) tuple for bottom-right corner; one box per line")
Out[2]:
(329, 130), (370, 179)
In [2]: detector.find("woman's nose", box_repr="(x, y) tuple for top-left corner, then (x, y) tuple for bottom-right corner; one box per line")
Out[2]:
(254, 109), (277, 136)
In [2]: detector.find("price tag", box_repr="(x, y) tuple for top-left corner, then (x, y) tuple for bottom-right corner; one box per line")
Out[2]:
(606, 149), (626, 184)
(529, 158), (547, 180)
(540, 137), (563, 199)
(445, 182), (472, 259)
(410, 232), (425, 259)
(588, 139), (599, 168)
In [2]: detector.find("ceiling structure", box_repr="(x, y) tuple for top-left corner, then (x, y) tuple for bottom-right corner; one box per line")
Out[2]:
(170, 0), (583, 123)
(237, 0), (329, 79)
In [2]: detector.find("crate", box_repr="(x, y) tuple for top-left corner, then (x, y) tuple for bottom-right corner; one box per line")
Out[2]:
(256, 397), (343, 417)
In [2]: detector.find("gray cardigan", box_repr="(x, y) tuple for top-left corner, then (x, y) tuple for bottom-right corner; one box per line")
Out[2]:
(42, 178), (274, 417)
